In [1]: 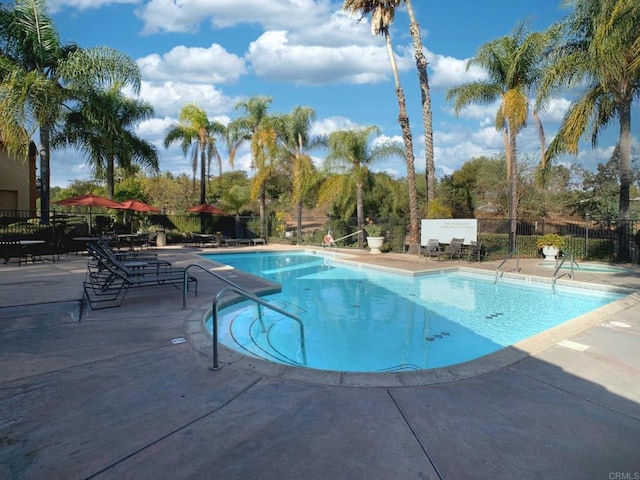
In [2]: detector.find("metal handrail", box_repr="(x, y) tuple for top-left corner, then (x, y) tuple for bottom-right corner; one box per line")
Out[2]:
(210, 286), (307, 371)
(552, 251), (577, 293)
(494, 247), (520, 283)
(332, 229), (363, 244)
(182, 263), (251, 309)
(323, 229), (363, 249)
(180, 263), (306, 370)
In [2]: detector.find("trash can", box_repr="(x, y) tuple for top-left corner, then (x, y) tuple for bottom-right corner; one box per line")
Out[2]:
(156, 231), (166, 247)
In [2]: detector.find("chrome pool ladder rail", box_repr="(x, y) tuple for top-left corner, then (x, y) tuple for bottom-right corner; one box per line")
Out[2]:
(182, 263), (254, 309)
(179, 263), (307, 370)
(552, 251), (577, 293)
(494, 247), (520, 284)
(210, 285), (307, 371)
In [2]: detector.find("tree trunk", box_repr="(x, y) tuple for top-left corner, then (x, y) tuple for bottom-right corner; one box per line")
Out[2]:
(508, 125), (518, 254)
(260, 183), (267, 239)
(405, 0), (436, 204)
(199, 145), (207, 233)
(296, 199), (302, 245)
(356, 179), (364, 249)
(107, 156), (115, 199)
(384, 31), (420, 254)
(39, 123), (51, 225)
(617, 101), (632, 262)
(199, 146), (206, 205)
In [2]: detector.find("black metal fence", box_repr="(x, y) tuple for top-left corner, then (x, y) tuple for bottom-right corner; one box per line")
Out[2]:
(1, 209), (638, 262)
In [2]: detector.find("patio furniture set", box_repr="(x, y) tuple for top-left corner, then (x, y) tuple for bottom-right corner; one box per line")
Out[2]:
(422, 238), (482, 261)
(82, 239), (197, 310)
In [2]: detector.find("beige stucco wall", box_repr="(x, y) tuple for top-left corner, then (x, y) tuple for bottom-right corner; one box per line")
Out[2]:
(0, 144), (37, 212)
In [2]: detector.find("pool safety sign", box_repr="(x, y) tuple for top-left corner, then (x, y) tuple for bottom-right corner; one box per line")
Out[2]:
(420, 219), (478, 246)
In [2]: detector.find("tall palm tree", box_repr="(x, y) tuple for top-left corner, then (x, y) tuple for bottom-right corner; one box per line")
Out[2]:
(343, 0), (421, 254)
(447, 23), (550, 253)
(53, 85), (159, 199)
(226, 96), (273, 238)
(273, 106), (320, 244)
(226, 95), (273, 168)
(538, 0), (640, 261)
(0, 0), (141, 224)
(324, 126), (403, 248)
(402, 0), (436, 206)
(250, 117), (279, 239)
(163, 103), (225, 206)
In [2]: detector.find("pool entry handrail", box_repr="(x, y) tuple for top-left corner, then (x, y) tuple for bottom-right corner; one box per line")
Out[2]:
(182, 263), (250, 309)
(494, 247), (520, 283)
(210, 286), (307, 371)
(552, 251), (577, 293)
(333, 229), (363, 245)
(180, 263), (306, 371)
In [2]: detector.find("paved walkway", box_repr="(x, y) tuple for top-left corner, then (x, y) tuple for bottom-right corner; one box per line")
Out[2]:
(1, 246), (639, 479)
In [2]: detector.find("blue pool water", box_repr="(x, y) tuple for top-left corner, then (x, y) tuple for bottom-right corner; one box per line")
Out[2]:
(203, 251), (624, 372)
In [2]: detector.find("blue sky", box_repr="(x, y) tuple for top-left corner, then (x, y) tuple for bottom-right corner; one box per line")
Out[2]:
(45, 0), (636, 188)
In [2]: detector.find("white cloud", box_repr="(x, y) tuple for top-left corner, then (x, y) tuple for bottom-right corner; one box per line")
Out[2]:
(137, 4), (413, 87)
(445, 101), (500, 120)
(137, 44), (246, 84)
(427, 51), (488, 90)
(139, 81), (239, 118)
(135, 0), (333, 35)
(311, 116), (358, 136)
(247, 30), (393, 86)
(472, 127), (503, 149)
(536, 97), (572, 123)
(47, 0), (137, 14)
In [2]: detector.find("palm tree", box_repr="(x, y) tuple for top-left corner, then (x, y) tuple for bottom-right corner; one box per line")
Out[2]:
(402, 0), (436, 207)
(226, 95), (273, 168)
(53, 85), (159, 199)
(447, 23), (551, 253)
(226, 96), (273, 238)
(538, 0), (640, 261)
(222, 184), (251, 238)
(250, 117), (279, 239)
(0, 0), (141, 224)
(163, 103), (225, 206)
(324, 126), (403, 248)
(343, 0), (421, 254)
(273, 106), (321, 244)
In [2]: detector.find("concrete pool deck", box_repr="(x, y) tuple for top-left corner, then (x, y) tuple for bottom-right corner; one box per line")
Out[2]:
(1, 245), (639, 479)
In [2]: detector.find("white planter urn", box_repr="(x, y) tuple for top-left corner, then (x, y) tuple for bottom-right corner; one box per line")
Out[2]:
(542, 245), (559, 260)
(367, 236), (384, 254)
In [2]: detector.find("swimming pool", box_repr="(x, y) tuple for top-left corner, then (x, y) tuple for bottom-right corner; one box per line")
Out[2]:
(202, 251), (624, 373)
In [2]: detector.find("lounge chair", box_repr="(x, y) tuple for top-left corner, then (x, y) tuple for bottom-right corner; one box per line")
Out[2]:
(430, 238), (465, 261)
(93, 238), (161, 262)
(467, 240), (481, 261)
(422, 238), (441, 258)
(84, 245), (197, 309)
(220, 236), (237, 247)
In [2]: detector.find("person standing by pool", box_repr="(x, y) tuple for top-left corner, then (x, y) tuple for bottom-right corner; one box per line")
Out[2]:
(323, 231), (336, 247)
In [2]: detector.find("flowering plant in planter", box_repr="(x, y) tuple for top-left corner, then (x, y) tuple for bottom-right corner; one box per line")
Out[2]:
(535, 233), (565, 249)
(365, 222), (384, 237)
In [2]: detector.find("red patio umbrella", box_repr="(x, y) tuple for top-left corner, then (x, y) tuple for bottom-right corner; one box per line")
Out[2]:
(187, 203), (226, 215)
(54, 193), (126, 234)
(119, 199), (162, 234)
(54, 193), (126, 209)
(120, 199), (161, 213)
